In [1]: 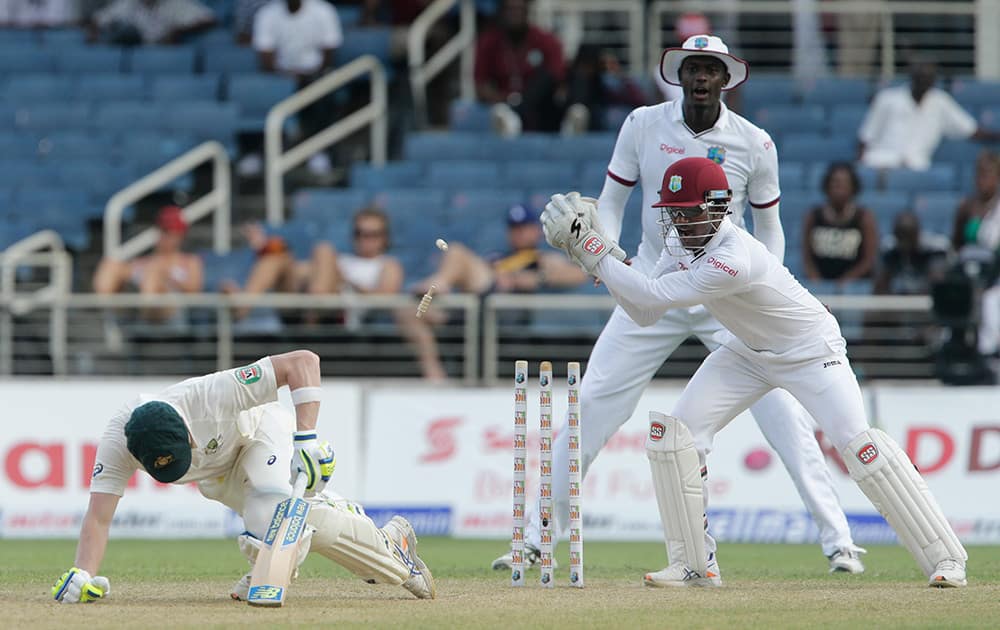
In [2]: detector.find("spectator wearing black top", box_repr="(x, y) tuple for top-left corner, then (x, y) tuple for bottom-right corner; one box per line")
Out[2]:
(951, 150), (1000, 252)
(802, 162), (879, 286)
(874, 211), (950, 295)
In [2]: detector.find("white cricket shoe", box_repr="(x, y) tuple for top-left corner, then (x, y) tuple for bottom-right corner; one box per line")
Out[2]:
(230, 572), (251, 601)
(929, 559), (967, 588)
(491, 545), (558, 571)
(383, 516), (436, 599)
(644, 553), (722, 588)
(828, 545), (867, 574)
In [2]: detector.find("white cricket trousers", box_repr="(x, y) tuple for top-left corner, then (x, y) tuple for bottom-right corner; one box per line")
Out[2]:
(674, 341), (871, 556)
(526, 306), (855, 556)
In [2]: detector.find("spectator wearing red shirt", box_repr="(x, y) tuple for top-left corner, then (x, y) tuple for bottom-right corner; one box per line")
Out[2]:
(474, 0), (565, 133)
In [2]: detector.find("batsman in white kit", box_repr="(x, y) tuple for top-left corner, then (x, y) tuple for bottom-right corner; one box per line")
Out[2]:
(494, 34), (865, 576)
(540, 156), (968, 588)
(51, 349), (435, 604)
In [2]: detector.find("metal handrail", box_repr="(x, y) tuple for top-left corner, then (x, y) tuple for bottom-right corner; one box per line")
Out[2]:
(104, 141), (231, 260)
(0, 230), (72, 375)
(647, 0), (980, 81)
(265, 55), (388, 225)
(408, 0), (476, 129)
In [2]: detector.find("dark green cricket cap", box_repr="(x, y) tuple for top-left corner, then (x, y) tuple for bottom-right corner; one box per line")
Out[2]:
(124, 401), (192, 483)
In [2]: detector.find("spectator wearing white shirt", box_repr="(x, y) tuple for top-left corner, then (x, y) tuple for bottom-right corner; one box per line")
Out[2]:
(858, 60), (1000, 172)
(0, 0), (78, 27)
(89, 0), (216, 44)
(250, 0), (343, 177)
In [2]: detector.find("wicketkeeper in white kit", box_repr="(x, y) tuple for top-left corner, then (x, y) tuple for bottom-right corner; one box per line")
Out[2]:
(495, 34), (866, 576)
(51, 349), (436, 603)
(539, 156), (968, 588)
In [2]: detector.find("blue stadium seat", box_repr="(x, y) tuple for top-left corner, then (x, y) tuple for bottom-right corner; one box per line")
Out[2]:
(951, 79), (1000, 110)
(339, 27), (393, 65)
(292, 188), (371, 224)
(226, 73), (296, 128)
(406, 132), (493, 160)
(96, 102), (168, 130)
(828, 104), (868, 134)
(55, 46), (125, 73)
(200, 248), (257, 291)
(336, 5), (362, 26)
(370, 188), (448, 218)
(0, 221), (37, 250)
(0, 159), (48, 189)
(0, 29), (40, 45)
(913, 192), (963, 234)
(130, 46), (198, 74)
(979, 106), (1000, 127)
(503, 161), (575, 190)
(778, 191), (823, 220)
(0, 132), (39, 158)
(779, 162), (808, 191)
(579, 161), (610, 188)
(57, 162), (138, 199)
(41, 29), (88, 47)
(752, 105), (826, 135)
(740, 75), (796, 111)
(151, 75), (221, 102)
(859, 191), (914, 235)
(0, 48), (55, 73)
(427, 161), (500, 189)
(933, 139), (980, 166)
(800, 78), (873, 106)
(490, 133), (554, 161)
(545, 134), (616, 162)
(450, 189), (525, 217)
(165, 102), (240, 138)
(3, 75), (75, 104)
(203, 47), (259, 74)
(15, 104), (92, 131)
(271, 221), (318, 259)
(471, 221), (508, 255)
(780, 134), (854, 163)
(449, 100), (492, 133)
(76, 74), (146, 103)
(37, 132), (116, 160)
(884, 165), (957, 192)
(352, 161), (424, 190)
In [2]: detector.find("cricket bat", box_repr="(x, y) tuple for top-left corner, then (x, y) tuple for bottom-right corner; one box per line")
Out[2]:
(246, 472), (310, 607)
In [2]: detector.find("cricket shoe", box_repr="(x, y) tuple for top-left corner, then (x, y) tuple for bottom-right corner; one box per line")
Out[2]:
(490, 545), (558, 571)
(828, 545), (867, 574)
(929, 559), (967, 588)
(643, 553), (722, 588)
(383, 516), (436, 599)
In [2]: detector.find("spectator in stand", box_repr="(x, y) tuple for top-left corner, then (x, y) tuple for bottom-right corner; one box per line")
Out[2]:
(398, 203), (587, 381)
(952, 150), (1000, 251)
(474, 0), (566, 135)
(802, 162), (879, 286)
(92, 205), (204, 324)
(858, 59), (1000, 172)
(0, 0), (78, 27)
(224, 208), (403, 324)
(233, 0), (270, 44)
(245, 0), (343, 178)
(874, 211), (950, 296)
(562, 44), (648, 134)
(88, 0), (216, 45)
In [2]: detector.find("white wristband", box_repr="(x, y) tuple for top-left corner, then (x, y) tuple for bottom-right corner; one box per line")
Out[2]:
(290, 386), (322, 405)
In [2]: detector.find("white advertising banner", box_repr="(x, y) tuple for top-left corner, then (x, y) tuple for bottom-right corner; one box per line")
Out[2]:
(363, 384), (877, 543)
(0, 380), (361, 538)
(874, 386), (1000, 544)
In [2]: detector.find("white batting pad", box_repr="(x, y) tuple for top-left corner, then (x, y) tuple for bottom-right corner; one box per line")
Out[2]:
(646, 411), (708, 577)
(843, 428), (967, 576)
(307, 501), (410, 584)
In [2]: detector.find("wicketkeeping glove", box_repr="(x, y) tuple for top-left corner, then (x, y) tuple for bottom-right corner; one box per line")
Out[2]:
(542, 193), (626, 274)
(51, 567), (110, 604)
(291, 431), (336, 492)
(565, 192), (627, 263)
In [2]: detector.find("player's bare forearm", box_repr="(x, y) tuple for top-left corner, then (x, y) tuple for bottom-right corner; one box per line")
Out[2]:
(270, 350), (321, 431)
(74, 493), (119, 574)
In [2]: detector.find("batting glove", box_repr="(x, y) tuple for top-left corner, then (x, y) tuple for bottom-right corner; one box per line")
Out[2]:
(52, 567), (110, 604)
(291, 431), (336, 492)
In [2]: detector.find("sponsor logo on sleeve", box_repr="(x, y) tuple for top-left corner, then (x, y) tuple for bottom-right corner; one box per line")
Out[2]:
(649, 422), (666, 441)
(856, 443), (879, 465)
(583, 236), (606, 255)
(234, 363), (262, 385)
(706, 256), (738, 277)
(91, 463), (104, 478)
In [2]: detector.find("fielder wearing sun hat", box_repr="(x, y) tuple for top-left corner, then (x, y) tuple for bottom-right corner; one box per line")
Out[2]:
(659, 34), (749, 91)
(124, 401), (192, 483)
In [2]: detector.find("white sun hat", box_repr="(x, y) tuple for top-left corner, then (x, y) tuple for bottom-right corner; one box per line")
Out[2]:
(659, 34), (749, 91)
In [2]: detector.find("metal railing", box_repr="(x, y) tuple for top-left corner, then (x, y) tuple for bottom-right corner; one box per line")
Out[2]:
(0, 230), (72, 376)
(104, 140), (231, 260)
(647, 0), (985, 80)
(408, 0), (477, 129)
(265, 55), (388, 226)
(535, 0), (645, 74)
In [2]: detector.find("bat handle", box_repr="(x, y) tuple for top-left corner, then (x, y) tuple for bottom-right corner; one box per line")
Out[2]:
(291, 471), (308, 498)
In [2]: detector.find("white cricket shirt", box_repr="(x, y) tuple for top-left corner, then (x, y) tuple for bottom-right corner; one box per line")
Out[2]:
(859, 86), (977, 171)
(597, 219), (843, 358)
(604, 100), (781, 274)
(253, 0), (343, 75)
(89, 357), (279, 495)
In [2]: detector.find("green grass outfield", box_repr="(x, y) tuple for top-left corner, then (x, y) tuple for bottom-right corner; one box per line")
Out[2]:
(4, 539), (999, 629)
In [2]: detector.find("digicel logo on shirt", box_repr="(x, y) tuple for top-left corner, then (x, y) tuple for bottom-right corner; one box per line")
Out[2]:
(707, 256), (738, 277)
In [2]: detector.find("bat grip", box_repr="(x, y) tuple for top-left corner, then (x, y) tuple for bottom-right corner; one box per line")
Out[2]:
(291, 471), (308, 498)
